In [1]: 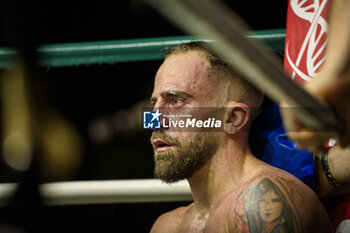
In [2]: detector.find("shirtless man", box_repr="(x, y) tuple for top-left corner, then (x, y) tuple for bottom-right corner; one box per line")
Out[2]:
(149, 42), (331, 233)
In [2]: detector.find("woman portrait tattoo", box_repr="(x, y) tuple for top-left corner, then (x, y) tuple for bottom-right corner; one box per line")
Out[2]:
(243, 178), (302, 233)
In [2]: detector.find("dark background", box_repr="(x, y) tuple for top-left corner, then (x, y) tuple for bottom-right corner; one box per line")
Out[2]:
(0, 0), (287, 232)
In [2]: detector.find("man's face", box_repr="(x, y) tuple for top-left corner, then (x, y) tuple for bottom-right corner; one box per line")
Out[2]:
(149, 51), (222, 183)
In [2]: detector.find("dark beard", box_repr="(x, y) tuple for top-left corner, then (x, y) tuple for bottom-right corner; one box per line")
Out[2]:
(150, 131), (219, 183)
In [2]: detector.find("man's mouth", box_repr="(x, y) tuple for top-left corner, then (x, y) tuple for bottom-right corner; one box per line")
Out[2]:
(153, 139), (173, 152)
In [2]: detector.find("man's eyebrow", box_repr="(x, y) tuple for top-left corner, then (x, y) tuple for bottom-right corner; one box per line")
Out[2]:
(149, 90), (193, 105)
(161, 90), (193, 99)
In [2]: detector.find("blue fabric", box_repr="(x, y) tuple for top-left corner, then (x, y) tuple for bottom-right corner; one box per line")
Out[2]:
(249, 104), (315, 189)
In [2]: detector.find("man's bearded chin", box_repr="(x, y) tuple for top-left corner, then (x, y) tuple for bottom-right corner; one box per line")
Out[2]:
(151, 131), (219, 183)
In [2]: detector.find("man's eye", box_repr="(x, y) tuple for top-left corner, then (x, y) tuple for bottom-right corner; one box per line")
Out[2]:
(171, 99), (182, 106)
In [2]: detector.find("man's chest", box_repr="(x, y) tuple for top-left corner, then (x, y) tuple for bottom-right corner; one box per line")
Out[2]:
(175, 211), (241, 233)
(176, 197), (246, 233)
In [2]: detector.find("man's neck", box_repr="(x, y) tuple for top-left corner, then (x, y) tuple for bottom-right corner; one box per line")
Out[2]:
(187, 136), (262, 214)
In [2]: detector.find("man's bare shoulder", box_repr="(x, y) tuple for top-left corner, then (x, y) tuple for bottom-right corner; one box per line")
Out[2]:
(150, 204), (191, 233)
(223, 168), (332, 233)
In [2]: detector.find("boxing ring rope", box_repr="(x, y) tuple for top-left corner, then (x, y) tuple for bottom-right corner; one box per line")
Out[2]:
(0, 29), (285, 68)
(0, 179), (192, 206)
(0, 178), (347, 206)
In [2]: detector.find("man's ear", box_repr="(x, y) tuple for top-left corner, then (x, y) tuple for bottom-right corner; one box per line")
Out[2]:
(223, 102), (251, 134)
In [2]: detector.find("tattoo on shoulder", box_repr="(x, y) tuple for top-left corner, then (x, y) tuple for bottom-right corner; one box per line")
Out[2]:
(242, 177), (303, 233)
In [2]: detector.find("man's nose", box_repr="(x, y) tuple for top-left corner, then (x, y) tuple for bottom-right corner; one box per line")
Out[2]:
(151, 106), (169, 130)
(160, 107), (170, 130)
(153, 99), (165, 110)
